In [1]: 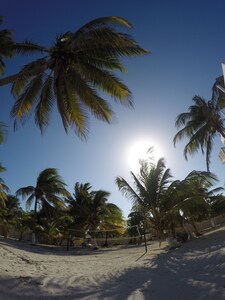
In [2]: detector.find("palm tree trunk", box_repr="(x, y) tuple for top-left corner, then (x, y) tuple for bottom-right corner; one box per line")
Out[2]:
(143, 229), (147, 253)
(93, 231), (99, 249)
(103, 231), (109, 247)
(31, 197), (38, 245)
(158, 219), (164, 248)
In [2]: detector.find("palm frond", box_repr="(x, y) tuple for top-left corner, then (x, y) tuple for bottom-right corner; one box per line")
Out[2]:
(73, 17), (133, 40)
(14, 40), (49, 55)
(0, 122), (7, 144)
(11, 74), (43, 123)
(115, 175), (145, 207)
(25, 194), (35, 210)
(63, 77), (89, 138)
(76, 63), (133, 103)
(35, 74), (54, 133)
(16, 186), (35, 199)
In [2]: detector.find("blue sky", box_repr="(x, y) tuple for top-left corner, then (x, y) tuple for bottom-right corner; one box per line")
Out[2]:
(1, 0), (225, 218)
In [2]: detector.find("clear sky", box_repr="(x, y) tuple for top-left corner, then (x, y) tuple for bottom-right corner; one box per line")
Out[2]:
(1, 0), (225, 218)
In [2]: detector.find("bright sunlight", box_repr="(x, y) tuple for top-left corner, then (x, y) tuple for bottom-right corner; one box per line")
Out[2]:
(126, 139), (163, 172)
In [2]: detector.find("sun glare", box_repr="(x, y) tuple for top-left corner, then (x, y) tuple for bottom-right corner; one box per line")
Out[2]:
(126, 139), (163, 172)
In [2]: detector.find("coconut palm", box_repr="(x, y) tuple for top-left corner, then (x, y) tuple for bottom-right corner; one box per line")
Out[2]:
(66, 182), (92, 229)
(116, 158), (173, 242)
(67, 182), (124, 248)
(69, 183), (123, 230)
(0, 195), (21, 238)
(16, 168), (69, 243)
(173, 95), (225, 171)
(209, 193), (225, 216)
(0, 16), (149, 137)
(167, 170), (223, 236)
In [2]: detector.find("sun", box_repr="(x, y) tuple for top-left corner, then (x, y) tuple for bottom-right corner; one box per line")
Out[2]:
(126, 139), (163, 172)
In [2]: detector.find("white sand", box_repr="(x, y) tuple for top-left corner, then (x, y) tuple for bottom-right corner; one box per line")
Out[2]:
(0, 226), (225, 300)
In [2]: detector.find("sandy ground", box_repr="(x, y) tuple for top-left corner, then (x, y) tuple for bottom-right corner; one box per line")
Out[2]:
(0, 226), (225, 300)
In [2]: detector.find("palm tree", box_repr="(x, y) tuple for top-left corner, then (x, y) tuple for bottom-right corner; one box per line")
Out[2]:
(0, 195), (20, 238)
(66, 182), (92, 230)
(116, 158), (173, 246)
(173, 95), (225, 171)
(167, 170), (223, 236)
(0, 16), (149, 137)
(67, 182), (124, 248)
(16, 168), (69, 244)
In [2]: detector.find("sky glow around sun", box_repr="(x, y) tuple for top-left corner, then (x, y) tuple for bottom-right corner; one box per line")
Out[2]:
(126, 139), (163, 173)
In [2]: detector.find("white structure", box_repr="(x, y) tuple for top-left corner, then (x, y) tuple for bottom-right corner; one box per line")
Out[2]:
(216, 63), (225, 93)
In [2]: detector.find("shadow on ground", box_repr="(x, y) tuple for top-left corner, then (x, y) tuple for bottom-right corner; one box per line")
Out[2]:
(0, 227), (225, 299)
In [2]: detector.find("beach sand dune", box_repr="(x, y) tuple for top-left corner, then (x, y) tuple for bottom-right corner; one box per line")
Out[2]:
(0, 226), (225, 299)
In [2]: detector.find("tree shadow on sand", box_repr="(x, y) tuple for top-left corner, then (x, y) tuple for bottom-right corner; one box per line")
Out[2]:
(1, 228), (225, 299)
(0, 275), (77, 300)
(72, 228), (225, 299)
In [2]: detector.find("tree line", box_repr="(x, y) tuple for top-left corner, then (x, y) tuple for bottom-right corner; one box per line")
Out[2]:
(1, 156), (225, 248)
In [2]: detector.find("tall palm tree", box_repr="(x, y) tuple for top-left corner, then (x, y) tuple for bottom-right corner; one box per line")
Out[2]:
(16, 168), (69, 243)
(0, 16), (149, 137)
(116, 158), (173, 241)
(173, 95), (225, 171)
